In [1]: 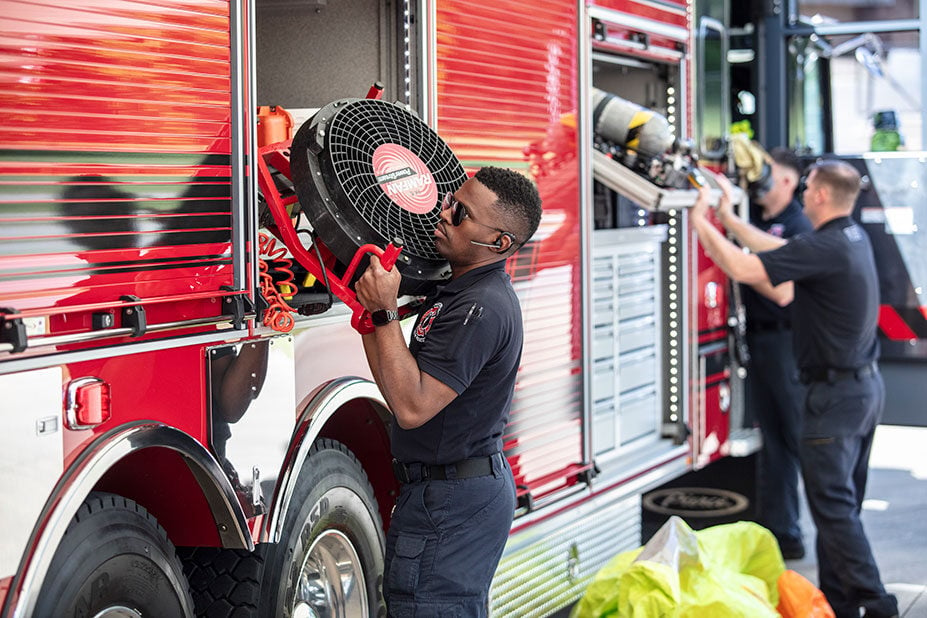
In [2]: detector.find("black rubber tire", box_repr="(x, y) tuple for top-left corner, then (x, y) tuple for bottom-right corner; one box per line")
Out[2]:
(260, 438), (387, 618)
(179, 546), (266, 617)
(35, 491), (194, 617)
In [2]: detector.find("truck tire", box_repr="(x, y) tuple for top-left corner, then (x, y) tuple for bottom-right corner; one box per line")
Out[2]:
(261, 438), (387, 618)
(179, 546), (266, 617)
(34, 491), (194, 617)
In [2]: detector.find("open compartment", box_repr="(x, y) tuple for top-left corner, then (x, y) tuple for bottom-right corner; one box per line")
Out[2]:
(251, 0), (462, 330)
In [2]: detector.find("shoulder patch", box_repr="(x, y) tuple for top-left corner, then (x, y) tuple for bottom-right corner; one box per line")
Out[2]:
(414, 302), (443, 343)
(843, 224), (863, 242)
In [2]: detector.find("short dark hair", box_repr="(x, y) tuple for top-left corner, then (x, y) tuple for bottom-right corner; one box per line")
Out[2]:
(474, 167), (542, 248)
(808, 159), (861, 207)
(769, 147), (803, 177)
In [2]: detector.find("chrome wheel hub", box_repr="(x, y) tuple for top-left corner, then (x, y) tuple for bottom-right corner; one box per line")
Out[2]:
(293, 529), (366, 618)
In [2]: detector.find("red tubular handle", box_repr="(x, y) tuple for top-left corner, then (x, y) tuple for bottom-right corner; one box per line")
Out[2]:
(366, 82), (385, 100)
(350, 241), (404, 335)
(343, 241), (401, 282)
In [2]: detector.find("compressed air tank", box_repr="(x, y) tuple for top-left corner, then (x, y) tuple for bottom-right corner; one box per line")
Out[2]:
(592, 88), (674, 157)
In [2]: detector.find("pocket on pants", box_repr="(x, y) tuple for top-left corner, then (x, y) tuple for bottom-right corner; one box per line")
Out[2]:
(421, 481), (452, 530)
(388, 533), (427, 596)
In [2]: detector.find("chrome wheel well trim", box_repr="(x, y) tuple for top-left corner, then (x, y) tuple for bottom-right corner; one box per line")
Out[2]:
(264, 376), (389, 543)
(5, 422), (249, 618)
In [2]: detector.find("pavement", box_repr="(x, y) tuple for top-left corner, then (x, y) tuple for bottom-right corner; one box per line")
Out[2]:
(788, 424), (927, 617)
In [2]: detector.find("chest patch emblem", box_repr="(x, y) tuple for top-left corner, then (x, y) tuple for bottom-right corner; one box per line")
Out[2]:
(768, 223), (785, 238)
(414, 302), (443, 342)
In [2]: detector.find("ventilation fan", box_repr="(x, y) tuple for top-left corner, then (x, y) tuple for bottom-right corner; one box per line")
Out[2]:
(289, 97), (467, 295)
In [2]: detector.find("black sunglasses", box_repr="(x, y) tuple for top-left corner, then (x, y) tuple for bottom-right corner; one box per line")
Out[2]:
(441, 192), (517, 249)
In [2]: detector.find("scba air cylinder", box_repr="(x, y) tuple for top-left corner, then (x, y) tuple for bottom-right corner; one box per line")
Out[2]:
(592, 88), (674, 157)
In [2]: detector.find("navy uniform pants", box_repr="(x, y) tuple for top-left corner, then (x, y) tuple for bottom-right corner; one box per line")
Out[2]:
(800, 371), (898, 618)
(384, 453), (516, 617)
(746, 330), (806, 552)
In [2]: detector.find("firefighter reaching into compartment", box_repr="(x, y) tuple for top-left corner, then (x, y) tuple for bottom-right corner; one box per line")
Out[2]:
(725, 143), (814, 560)
(690, 160), (899, 618)
(354, 167), (542, 617)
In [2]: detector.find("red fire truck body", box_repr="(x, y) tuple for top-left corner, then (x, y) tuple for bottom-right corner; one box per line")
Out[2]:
(0, 0), (748, 615)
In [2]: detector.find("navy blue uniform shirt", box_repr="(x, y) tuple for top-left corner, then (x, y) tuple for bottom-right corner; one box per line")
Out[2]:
(743, 199), (813, 327)
(758, 216), (880, 371)
(392, 261), (523, 465)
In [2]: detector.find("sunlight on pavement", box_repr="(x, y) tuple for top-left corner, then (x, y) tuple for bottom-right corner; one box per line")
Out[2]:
(870, 425), (927, 480)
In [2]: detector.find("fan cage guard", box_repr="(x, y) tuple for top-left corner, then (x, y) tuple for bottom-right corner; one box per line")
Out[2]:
(325, 101), (464, 261)
(292, 99), (466, 290)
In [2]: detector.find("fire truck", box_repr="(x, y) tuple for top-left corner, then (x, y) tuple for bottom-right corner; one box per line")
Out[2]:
(0, 0), (755, 616)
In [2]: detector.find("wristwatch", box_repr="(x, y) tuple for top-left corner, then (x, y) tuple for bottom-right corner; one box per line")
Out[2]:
(371, 309), (400, 327)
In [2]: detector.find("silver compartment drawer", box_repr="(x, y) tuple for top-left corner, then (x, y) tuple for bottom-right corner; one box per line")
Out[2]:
(619, 389), (658, 445)
(593, 401), (616, 454)
(617, 271), (655, 296)
(619, 352), (656, 393)
(617, 292), (655, 321)
(616, 252), (654, 273)
(593, 299), (615, 326)
(592, 258), (614, 279)
(592, 278), (615, 301)
(618, 316), (656, 352)
(592, 363), (616, 401)
(592, 325), (615, 361)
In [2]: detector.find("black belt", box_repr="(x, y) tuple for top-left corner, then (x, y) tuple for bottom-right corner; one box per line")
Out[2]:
(799, 362), (878, 385)
(747, 319), (791, 333)
(392, 453), (501, 484)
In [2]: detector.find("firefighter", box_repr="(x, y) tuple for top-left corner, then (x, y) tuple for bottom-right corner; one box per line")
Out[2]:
(355, 167), (542, 617)
(690, 161), (899, 618)
(720, 147), (813, 560)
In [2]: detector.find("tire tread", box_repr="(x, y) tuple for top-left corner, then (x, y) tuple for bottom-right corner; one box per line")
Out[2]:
(180, 545), (267, 618)
(36, 491), (194, 616)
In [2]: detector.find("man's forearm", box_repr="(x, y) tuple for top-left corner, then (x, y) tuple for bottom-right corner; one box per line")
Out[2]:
(693, 215), (769, 286)
(717, 209), (787, 253)
(362, 332), (382, 384)
(750, 279), (795, 307)
(365, 323), (420, 408)
(363, 323), (454, 429)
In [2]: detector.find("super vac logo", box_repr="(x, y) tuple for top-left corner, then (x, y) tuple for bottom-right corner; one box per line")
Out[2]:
(373, 144), (437, 214)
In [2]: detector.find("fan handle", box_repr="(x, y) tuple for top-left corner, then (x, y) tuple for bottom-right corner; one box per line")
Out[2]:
(349, 240), (405, 335)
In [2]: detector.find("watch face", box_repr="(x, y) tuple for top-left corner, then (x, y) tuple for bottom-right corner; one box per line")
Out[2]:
(372, 309), (397, 326)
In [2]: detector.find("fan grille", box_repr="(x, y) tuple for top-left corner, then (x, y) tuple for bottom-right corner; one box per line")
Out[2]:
(326, 100), (466, 260)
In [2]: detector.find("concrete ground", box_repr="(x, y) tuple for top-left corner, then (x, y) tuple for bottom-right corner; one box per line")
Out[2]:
(788, 424), (927, 617)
